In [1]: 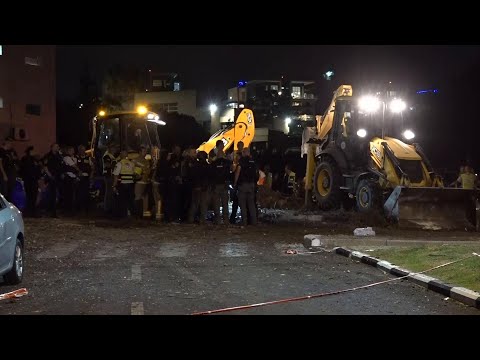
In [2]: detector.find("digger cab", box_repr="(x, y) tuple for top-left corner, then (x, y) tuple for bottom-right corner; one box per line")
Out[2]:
(89, 109), (165, 175)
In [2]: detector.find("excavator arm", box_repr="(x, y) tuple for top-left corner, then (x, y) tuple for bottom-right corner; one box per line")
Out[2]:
(197, 109), (255, 154)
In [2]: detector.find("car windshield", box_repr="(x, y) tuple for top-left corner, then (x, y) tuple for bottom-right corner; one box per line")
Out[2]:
(343, 98), (412, 139)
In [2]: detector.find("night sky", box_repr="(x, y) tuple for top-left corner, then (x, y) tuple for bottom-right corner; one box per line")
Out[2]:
(57, 45), (480, 169)
(57, 45), (480, 103)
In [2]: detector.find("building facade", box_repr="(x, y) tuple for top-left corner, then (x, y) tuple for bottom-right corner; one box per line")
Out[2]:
(0, 45), (56, 155)
(223, 78), (316, 136)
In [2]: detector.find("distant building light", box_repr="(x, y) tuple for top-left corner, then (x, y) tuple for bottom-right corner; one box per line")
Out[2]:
(278, 91), (282, 96)
(239, 104), (245, 108)
(0, 45), (2, 56)
(25, 56), (41, 66)
(209, 104), (218, 115)
(229, 96), (233, 100)
(149, 69), (152, 72)
(417, 89), (439, 94)
(323, 70), (334, 80)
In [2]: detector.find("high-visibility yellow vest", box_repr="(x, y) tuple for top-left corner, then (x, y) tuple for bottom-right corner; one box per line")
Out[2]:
(460, 173), (476, 190)
(119, 159), (135, 182)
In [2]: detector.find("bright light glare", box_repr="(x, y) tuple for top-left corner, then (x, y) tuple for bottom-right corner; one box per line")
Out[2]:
(137, 106), (148, 115)
(285, 117), (292, 124)
(98, 110), (106, 117)
(147, 113), (155, 119)
(390, 99), (407, 113)
(209, 104), (218, 115)
(403, 129), (415, 140)
(359, 96), (381, 113)
(357, 129), (367, 138)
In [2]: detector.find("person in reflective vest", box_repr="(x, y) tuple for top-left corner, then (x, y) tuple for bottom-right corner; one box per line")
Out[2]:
(76, 145), (93, 214)
(113, 150), (135, 218)
(133, 146), (152, 219)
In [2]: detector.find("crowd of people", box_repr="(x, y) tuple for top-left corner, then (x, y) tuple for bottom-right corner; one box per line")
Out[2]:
(4, 135), (475, 224)
(0, 136), (300, 225)
(0, 140), (94, 218)
(104, 140), (264, 225)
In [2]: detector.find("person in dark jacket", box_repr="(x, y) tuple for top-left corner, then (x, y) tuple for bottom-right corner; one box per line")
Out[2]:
(211, 149), (231, 224)
(234, 148), (258, 226)
(0, 138), (18, 201)
(20, 146), (42, 217)
(43, 143), (63, 217)
(152, 150), (169, 221)
(76, 145), (94, 214)
(165, 145), (182, 223)
(187, 151), (210, 224)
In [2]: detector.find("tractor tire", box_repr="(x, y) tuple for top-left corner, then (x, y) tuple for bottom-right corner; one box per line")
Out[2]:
(355, 178), (382, 213)
(313, 158), (343, 210)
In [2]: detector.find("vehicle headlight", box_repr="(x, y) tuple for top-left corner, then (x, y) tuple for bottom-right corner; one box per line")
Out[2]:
(403, 129), (415, 140)
(357, 129), (367, 138)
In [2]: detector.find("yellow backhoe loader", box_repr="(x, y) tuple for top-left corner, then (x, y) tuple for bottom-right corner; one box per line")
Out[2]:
(88, 106), (165, 175)
(197, 109), (255, 154)
(303, 85), (478, 229)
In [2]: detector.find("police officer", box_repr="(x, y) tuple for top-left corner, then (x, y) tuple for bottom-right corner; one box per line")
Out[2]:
(102, 144), (118, 215)
(76, 145), (93, 214)
(112, 150), (135, 218)
(234, 147), (258, 226)
(211, 149), (231, 224)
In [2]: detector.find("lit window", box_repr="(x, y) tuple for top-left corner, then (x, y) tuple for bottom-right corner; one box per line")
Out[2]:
(0, 97), (3, 108)
(26, 104), (41, 115)
(0, 45), (2, 56)
(270, 85), (278, 91)
(174, 82), (181, 91)
(292, 86), (302, 99)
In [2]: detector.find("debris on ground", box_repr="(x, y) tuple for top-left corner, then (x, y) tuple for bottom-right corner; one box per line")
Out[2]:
(0, 288), (28, 301)
(303, 234), (324, 249)
(354, 227), (376, 237)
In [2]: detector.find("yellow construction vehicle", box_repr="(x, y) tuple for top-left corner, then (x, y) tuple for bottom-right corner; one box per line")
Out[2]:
(88, 106), (165, 174)
(303, 85), (478, 229)
(197, 109), (255, 154)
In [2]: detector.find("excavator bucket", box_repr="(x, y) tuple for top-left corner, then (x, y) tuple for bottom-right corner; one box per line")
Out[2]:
(384, 186), (478, 230)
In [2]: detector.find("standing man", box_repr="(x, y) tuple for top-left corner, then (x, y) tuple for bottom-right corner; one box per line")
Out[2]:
(0, 138), (18, 201)
(187, 151), (210, 224)
(234, 148), (258, 226)
(20, 146), (42, 217)
(112, 150), (135, 218)
(133, 146), (152, 218)
(76, 145), (94, 214)
(229, 141), (244, 224)
(211, 149), (231, 224)
(62, 146), (80, 216)
(457, 165), (478, 190)
(102, 144), (118, 215)
(43, 143), (63, 217)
